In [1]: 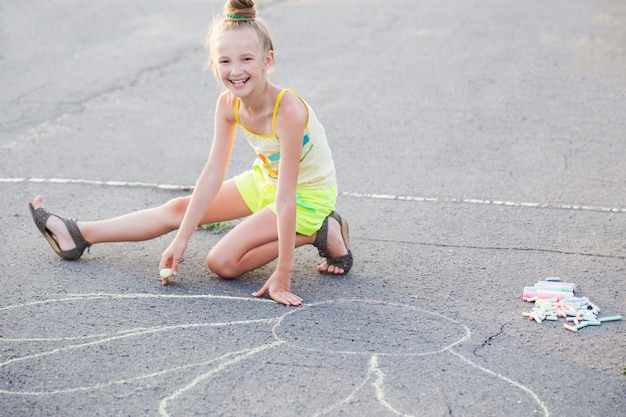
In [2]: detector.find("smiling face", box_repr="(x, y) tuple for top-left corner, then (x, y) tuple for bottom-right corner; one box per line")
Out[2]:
(212, 27), (274, 96)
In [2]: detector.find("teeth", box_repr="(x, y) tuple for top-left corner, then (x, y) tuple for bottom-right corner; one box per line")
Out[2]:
(232, 79), (246, 85)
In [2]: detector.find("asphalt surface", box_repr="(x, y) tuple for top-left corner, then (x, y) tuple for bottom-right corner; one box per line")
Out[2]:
(1, 0), (625, 416)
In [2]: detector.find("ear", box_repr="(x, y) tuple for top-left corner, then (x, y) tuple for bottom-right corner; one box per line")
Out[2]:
(209, 56), (219, 79)
(264, 50), (275, 70)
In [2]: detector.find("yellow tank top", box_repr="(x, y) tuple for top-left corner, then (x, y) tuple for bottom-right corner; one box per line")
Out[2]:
(234, 88), (336, 189)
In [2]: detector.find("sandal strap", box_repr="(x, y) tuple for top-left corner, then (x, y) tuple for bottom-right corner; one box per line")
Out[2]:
(312, 214), (330, 258)
(61, 216), (91, 258)
(326, 251), (353, 273)
(30, 206), (51, 235)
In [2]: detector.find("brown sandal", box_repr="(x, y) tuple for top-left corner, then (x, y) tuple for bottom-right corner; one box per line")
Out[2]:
(313, 211), (353, 274)
(29, 203), (91, 260)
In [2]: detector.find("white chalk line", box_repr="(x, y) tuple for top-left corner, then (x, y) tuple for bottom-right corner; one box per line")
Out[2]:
(319, 350), (549, 417)
(369, 355), (415, 417)
(0, 329), (141, 343)
(158, 341), (283, 417)
(272, 298), (472, 357)
(3, 176), (624, 213)
(1, 293), (550, 417)
(0, 317), (277, 370)
(0, 292), (275, 312)
(343, 192), (626, 213)
(311, 361), (372, 417)
(313, 355), (414, 417)
(0, 346), (269, 396)
(0, 177), (193, 190)
(447, 348), (550, 417)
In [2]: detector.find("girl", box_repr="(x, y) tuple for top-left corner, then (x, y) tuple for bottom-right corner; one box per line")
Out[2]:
(29, 0), (352, 306)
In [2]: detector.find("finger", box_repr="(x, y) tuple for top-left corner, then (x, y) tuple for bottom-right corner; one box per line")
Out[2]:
(287, 294), (304, 306)
(161, 277), (169, 286)
(271, 293), (291, 306)
(159, 255), (169, 271)
(170, 257), (179, 276)
(252, 283), (269, 298)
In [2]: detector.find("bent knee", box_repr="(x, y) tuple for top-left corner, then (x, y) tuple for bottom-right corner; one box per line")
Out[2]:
(206, 251), (239, 279)
(164, 196), (190, 214)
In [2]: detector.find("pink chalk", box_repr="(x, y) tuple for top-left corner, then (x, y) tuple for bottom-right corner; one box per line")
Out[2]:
(523, 287), (574, 301)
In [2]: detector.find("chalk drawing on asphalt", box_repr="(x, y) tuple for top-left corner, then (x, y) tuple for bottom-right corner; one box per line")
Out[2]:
(0, 293), (550, 417)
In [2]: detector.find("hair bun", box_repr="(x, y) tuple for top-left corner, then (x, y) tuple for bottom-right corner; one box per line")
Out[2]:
(225, 0), (256, 21)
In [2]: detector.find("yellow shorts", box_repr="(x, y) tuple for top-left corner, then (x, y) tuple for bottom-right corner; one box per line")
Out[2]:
(234, 165), (337, 236)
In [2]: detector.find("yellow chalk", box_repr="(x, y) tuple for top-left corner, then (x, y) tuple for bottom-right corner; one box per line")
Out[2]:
(159, 268), (173, 279)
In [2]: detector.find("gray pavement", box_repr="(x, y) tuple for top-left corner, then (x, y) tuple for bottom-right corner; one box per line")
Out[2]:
(1, 0), (625, 416)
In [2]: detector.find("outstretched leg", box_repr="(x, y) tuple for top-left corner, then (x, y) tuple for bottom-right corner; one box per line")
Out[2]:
(30, 179), (251, 255)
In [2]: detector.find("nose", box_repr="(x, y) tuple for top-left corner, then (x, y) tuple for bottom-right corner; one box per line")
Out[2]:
(230, 61), (243, 76)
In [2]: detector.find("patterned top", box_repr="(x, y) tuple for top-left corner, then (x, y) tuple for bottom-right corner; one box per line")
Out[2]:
(235, 88), (336, 189)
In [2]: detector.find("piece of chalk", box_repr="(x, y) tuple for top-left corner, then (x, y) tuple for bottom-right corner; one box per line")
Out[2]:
(564, 324), (578, 332)
(598, 316), (622, 322)
(536, 281), (576, 291)
(159, 268), (173, 279)
(589, 303), (601, 313)
(561, 297), (588, 304)
(545, 277), (561, 282)
(535, 281), (576, 292)
(524, 287), (575, 299)
(535, 299), (554, 308)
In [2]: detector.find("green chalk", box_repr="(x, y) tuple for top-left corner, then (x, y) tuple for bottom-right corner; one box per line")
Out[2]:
(598, 315), (622, 322)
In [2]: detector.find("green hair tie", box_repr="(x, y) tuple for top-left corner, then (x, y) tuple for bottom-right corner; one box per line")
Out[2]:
(227, 13), (248, 20)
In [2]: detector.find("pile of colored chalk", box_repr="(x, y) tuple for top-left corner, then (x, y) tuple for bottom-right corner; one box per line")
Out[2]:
(522, 277), (622, 332)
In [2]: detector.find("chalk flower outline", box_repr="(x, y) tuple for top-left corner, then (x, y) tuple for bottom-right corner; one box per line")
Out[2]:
(0, 293), (549, 417)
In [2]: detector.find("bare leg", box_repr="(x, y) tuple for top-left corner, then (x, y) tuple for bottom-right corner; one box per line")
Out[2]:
(30, 179), (251, 252)
(31, 181), (350, 276)
(206, 207), (349, 278)
(207, 208), (314, 278)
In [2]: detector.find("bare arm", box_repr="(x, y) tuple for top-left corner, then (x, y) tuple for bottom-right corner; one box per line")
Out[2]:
(159, 92), (237, 279)
(252, 92), (308, 305)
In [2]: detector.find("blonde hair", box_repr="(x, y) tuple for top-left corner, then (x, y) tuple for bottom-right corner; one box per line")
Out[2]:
(206, 0), (274, 62)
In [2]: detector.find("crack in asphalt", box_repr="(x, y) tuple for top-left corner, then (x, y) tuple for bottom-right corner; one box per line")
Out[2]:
(360, 237), (626, 260)
(439, 388), (454, 416)
(472, 322), (508, 357)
